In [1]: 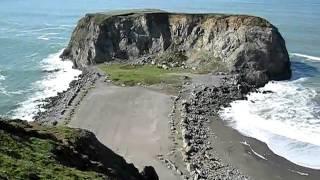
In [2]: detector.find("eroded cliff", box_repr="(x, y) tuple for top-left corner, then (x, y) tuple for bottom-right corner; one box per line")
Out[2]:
(61, 9), (291, 87)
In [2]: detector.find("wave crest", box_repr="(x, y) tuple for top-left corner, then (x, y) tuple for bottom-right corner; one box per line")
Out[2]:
(291, 53), (320, 61)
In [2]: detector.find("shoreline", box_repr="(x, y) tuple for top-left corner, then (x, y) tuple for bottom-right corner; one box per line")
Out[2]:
(35, 65), (320, 179)
(210, 117), (320, 179)
(168, 76), (250, 179)
(34, 67), (100, 125)
(168, 76), (320, 179)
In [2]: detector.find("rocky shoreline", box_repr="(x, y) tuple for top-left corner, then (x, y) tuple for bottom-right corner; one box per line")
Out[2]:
(34, 68), (100, 125)
(28, 10), (304, 180)
(28, 65), (320, 180)
(176, 79), (248, 179)
(156, 74), (256, 180)
(33, 61), (257, 179)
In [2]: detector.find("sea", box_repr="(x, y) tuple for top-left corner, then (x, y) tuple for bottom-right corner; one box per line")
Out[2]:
(0, 0), (319, 170)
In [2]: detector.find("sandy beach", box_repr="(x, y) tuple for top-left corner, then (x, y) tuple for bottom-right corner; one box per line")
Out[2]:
(66, 73), (320, 180)
(209, 116), (320, 180)
(69, 79), (180, 180)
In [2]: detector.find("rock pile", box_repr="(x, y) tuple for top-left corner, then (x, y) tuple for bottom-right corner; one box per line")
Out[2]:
(173, 76), (252, 180)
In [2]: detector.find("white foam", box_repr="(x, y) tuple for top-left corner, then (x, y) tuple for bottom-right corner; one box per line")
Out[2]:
(0, 70), (28, 96)
(0, 71), (7, 95)
(219, 79), (320, 169)
(25, 53), (39, 58)
(0, 74), (5, 81)
(0, 85), (8, 96)
(20, 27), (69, 33)
(291, 53), (320, 61)
(12, 49), (82, 121)
(240, 141), (267, 160)
(37, 36), (49, 41)
(37, 32), (61, 41)
(60, 24), (75, 28)
(288, 169), (309, 176)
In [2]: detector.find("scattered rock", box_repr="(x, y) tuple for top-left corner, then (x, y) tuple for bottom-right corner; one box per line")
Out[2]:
(171, 75), (253, 179)
(34, 70), (99, 124)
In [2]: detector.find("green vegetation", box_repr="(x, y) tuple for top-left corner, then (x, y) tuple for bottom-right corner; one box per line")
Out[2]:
(99, 64), (189, 86)
(87, 10), (269, 28)
(246, 16), (270, 27)
(0, 126), (104, 180)
(88, 9), (166, 24)
(0, 119), (144, 180)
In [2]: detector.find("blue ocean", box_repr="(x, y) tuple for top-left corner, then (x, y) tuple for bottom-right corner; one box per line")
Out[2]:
(0, 0), (319, 169)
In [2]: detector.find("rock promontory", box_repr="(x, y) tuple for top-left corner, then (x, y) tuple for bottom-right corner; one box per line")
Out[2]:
(61, 9), (291, 87)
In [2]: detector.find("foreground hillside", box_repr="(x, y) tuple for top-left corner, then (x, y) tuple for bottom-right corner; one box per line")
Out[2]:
(0, 119), (157, 180)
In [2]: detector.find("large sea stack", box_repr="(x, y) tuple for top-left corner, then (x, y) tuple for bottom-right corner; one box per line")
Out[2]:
(61, 10), (291, 87)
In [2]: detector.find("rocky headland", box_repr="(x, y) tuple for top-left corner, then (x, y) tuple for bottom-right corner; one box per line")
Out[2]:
(8, 9), (320, 180)
(61, 9), (291, 87)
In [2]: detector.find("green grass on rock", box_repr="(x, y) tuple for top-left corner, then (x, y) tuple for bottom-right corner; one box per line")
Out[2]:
(99, 64), (189, 86)
(0, 128), (104, 180)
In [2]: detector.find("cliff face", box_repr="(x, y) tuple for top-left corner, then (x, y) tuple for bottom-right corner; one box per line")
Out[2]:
(0, 119), (157, 180)
(61, 10), (291, 86)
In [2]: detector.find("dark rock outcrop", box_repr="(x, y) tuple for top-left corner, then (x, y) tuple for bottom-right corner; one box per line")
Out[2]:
(140, 166), (159, 180)
(0, 119), (156, 180)
(61, 9), (291, 87)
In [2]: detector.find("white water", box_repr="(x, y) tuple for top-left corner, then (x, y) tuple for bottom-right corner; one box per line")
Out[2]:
(0, 71), (7, 95)
(240, 141), (268, 160)
(12, 50), (81, 121)
(292, 53), (320, 61)
(220, 72), (320, 169)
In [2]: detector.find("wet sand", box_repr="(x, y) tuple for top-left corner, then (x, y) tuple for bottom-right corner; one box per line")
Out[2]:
(210, 116), (320, 180)
(69, 80), (179, 180)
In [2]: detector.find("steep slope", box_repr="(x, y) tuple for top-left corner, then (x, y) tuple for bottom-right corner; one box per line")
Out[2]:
(0, 119), (157, 180)
(61, 9), (291, 87)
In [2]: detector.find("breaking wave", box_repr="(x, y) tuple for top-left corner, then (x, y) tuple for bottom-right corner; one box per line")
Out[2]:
(12, 49), (81, 121)
(220, 54), (320, 169)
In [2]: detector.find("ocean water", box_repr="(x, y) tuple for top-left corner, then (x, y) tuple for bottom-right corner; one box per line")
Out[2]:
(0, 0), (319, 169)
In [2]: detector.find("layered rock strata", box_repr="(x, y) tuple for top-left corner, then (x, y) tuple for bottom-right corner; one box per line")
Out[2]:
(61, 10), (291, 86)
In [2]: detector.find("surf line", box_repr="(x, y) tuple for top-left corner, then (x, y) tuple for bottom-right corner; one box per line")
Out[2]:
(291, 53), (320, 61)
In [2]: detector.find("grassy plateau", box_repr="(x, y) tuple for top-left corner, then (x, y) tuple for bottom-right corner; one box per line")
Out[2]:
(99, 64), (190, 86)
